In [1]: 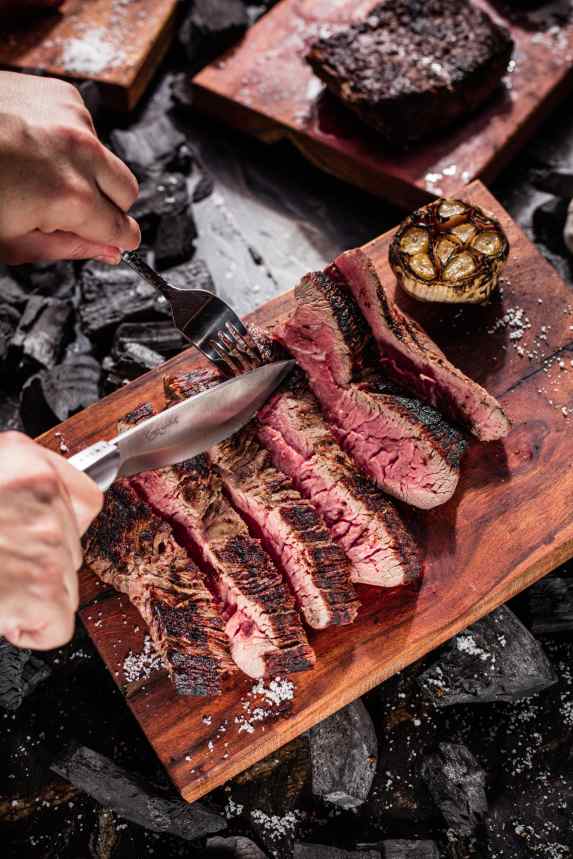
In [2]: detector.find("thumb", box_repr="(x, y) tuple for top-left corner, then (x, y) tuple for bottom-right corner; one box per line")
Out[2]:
(0, 230), (121, 265)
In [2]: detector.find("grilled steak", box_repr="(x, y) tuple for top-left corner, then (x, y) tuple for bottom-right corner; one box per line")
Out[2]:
(306, 0), (513, 146)
(280, 270), (465, 509)
(83, 481), (233, 696)
(121, 406), (315, 680)
(165, 370), (360, 629)
(334, 248), (510, 441)
(258, 378), (421, 587)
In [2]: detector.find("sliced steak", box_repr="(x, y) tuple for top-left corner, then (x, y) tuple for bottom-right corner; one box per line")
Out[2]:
(165, 370), (360, 629)
(258, 379), (421, 587)
(83, 481), (233, 696)
(333, 248), (510, 441)
(306, 0), (513, 147)
(280, 271), (465, 509)
(121, 406), (315, 679)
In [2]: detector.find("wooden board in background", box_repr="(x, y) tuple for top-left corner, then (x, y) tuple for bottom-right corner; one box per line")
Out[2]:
(40, 181), (573, 803)
(193, 0), (573, 209)
(0, 0), (179, 111)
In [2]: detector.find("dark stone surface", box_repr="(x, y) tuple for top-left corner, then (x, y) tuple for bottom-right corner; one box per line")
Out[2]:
(529, 576), (573, 634)
(422, 742), (488, 836)
(417, 605), (557, 706)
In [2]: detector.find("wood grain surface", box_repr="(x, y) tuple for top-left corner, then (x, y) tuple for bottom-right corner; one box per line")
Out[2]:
(192, 0), (573, 208)
(0, 0), (179, 111)
(40, 181), (573, 803)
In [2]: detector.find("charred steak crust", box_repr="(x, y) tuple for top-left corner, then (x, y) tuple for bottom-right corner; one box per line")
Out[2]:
(83, 481), (233, 696)
(332, 248), (510, 441)
(306, 0), (514, 146)
(165, 368), (360, 630)
(281, 269), (464, 509)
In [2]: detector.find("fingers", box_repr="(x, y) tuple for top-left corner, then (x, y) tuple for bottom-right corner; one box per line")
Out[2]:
(43, 447), (104, 535)
(65, 186), (141, 252)
(94, 145), (139, 214)
(2, 599), (76, 651)
(0, 230), (122, 265)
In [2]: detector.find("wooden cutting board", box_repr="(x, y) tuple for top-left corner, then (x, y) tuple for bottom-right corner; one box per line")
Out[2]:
(40, 181), (573, 803)
(193, 0), (573, 209)
(0, 0), (179, 111)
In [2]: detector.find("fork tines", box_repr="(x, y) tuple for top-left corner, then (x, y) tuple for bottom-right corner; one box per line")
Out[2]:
(209, 322), (264, 375)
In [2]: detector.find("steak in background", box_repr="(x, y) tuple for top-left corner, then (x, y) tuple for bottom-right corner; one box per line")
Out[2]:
(83, 481), (233, 696)
(165, 369), (360, 629)
(306, 0), (513, 147)
(121, 406), (315, 680)
(281, 270), (465, 509)
(258, 377), (421, 587)
(334, 249), (510, 441)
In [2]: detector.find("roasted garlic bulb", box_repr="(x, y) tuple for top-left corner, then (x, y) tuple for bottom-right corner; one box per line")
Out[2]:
(389, 198), (509, 303)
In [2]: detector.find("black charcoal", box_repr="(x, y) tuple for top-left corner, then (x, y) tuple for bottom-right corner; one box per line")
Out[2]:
(0, 639), (50, 711)
(9, 296), (73, 372)
(531, 168), (573, 199)
(171, 73), (194, 111)
(165, 257), (215, 294)
(529, 577), (573, 634)
(294, 846), (380, 859)
(104, 341), (164, 380)
(10, 261), (76, 300)
(417, 605), (557, 706)
(51, 745), (225, 839)
(0, 270), (29, 307)
(308, 700), (377, 809)
(381, 841), (439, 859)
(421, 742), (487, 835)
(192, 169), (216, 203)
(0, 395), (23, 432)
(131, 173), (190, 231)
(113, 321), (185, 357)
(532, 197), (569, 256)
(20, 355), (101, 435)
(206, 835), (268, 858)
(154, 210), (197, 270)
(110, 117), (186, 179)
(179, 0), (248, 71)
(0, 303), (20, 361)
(79, 263), (169, 337)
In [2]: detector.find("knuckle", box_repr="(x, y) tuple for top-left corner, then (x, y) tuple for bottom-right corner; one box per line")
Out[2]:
(13, 465), (60, 503)
(55, 123), (93, 152)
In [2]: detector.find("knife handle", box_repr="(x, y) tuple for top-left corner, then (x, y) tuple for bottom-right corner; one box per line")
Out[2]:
(68, 441), (121, 492)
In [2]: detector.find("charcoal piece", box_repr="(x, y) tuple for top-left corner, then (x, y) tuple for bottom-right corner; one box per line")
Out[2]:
(131, 173), (190, 229)
(532, 197), (569, 256)
(64, 326), (94, 360)
(171, 72), (194, 110)
(110, 117), (186, 179)
(206, 836), (268, 858)
(104, 341), (164, 381)
(113, 322), (185, 357)
(529, 577), (573, 634)
(0, 303), (20, 361)
(192, 170), (215, 203)
(417, 605), (557, 706)
(0, 395), (24, 432)
(51, 745), (225, 839)
(294, 846), (380, 859)
(0, 639), (50, 711)
(154, 211), (197, 270)
(9, 295), (73, 372)
(0, 270), (29, 307)
(180, 0), (248, 71)
(165, 257), (215, 293)
(79, 263), (169, 337)
(172, 142), (194, 174)
(10, 260), (76, 300)
(421, 742), (487, 834)
(308, 699), (377, 809)
(531, 168), (573, 199)
(381, 841), (439, 859)
(20, 354), (101, 435)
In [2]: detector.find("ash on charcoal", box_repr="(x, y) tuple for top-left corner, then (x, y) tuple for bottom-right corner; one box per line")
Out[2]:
(165, 257), (216, 294)
(79, 262), (169, 338)
(418, 605), (556, 706)
(529, 577), (573, 634)
(103, 342), (163, 389)
(9, 295), (73, 373)
(0, 639), (50, 711)
(20, 354), (101, 436)
(381, 841), (439, 859)
(154, 209), (198, 270)
(179, 0), (248, 71)
(294, 845), (380, 859)
(131, 173), (190, 235)
(0, 270), (28, 307)
(10, 261), (76, 300)
(0, 303), (20, 362)
(308, 699), (377, 809)
(113, 321), (185, 358)
(421, 742), (487, 835)
(110, 117), (187, 179)
(51, 745), (225, 840)
(206, 835), (268, 857)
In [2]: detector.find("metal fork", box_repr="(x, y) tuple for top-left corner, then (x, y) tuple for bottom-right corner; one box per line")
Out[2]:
(121, 251), (263, 377)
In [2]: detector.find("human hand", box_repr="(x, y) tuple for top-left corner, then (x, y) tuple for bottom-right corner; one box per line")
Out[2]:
(0, 432), (103, 650)
(0, 71), (140, 265)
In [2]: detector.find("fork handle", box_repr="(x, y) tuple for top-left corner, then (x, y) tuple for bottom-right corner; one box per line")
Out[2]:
(121, 251), (173, 301)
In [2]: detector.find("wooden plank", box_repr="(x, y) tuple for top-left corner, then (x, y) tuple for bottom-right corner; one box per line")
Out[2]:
(0, 0), (179, 112)
(40, 181), (573, 803)
(192, 0), (573, 208)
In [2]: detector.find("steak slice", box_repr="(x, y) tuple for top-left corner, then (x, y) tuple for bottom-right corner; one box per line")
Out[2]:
(280, 270), (465, 509)
(122, 406), (315, 680)
(306, 0), (513, 147)
(83, 481), (233, 696)
(165, 370), (360, 629)
(333, 248), (510, 441)
(258, 379), (421, 587)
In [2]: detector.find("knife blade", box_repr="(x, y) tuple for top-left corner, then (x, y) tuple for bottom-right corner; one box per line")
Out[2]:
(67, 359), (294, 491)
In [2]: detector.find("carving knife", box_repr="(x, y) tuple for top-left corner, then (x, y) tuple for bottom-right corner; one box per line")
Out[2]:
(67, 359), (294, 491)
